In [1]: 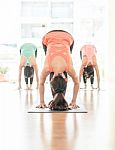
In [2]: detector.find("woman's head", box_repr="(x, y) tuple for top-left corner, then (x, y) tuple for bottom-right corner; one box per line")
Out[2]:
(49, 72), (67, 97)
(48, 93), (69, 111)
(49, 72), (68, 110)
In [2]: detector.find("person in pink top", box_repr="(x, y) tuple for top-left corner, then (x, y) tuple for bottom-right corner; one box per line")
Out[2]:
(79, 44), (100, 89)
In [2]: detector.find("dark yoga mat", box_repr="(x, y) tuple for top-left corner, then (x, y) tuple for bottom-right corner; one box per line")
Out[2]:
(28, 106), (88, 113)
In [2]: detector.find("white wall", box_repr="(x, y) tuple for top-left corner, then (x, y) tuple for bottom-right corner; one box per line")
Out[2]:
(108, 0), (115, 82)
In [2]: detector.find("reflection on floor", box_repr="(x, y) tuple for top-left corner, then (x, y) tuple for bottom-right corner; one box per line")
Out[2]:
(1, 82), (115, 150)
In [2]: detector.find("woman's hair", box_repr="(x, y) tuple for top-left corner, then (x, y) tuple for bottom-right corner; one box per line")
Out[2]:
(49, 72), (67, 97)
(48, 93), (68, 111)
(49, 72), (69, 110)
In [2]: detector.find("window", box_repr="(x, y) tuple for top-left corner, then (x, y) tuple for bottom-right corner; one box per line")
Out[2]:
(21, 24), (46, 38)
(21, 1), (49, 17)
(51, 2), (73, 18)
(50, 22), (73, 33)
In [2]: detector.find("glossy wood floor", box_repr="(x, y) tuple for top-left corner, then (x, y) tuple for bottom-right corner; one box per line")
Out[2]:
(1, 81), (115, 150)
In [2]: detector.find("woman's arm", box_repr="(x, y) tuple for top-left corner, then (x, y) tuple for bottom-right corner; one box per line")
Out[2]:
(18, 65), (23, 89)
(36, 68), (49, 108)
(94, 64), (100, 89)
(68, 67), (79, 108)
(79, 56), (87, 82)
(92, 55), (100, 89)
(18, 56), (25, 89)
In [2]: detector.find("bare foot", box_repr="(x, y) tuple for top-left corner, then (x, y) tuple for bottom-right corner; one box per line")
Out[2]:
(84, 84), (87, 89)
(91, 84), (94, 89)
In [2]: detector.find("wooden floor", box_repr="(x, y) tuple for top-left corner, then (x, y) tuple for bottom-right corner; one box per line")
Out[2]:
(1, 81), (115, 150)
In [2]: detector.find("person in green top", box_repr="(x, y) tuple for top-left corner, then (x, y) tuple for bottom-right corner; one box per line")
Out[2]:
(18, 43), (39, 90)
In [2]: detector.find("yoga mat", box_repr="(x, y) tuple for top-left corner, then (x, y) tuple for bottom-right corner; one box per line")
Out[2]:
(28, 106), (88, 113)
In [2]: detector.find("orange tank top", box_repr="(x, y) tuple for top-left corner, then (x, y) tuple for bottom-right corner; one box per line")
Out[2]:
(42, 31), (74, 72)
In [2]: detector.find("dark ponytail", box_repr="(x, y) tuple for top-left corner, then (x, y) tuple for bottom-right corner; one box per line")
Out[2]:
(49, 72), (67, 97)
(48, 72), (69, 110)
(48, 93), (69, 111)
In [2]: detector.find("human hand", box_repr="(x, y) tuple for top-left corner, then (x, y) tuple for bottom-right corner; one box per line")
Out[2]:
(18, 86), (22, 90)
(97, 87), (100, 91)
(36, 103), (47, 108)
(69, 101), (80, 109)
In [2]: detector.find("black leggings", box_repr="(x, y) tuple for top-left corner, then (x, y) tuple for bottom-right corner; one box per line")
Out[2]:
(24, 66), (34, 85)
(83, 68), (94, 85)
(25, 77), (33, 85)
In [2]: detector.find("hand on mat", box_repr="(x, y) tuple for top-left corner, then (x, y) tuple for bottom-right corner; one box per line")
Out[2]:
(17, 86), (22, 90)
(69, 102), (80, 109)
(97, 86), (100, 90)
(36, 103), (48, 108)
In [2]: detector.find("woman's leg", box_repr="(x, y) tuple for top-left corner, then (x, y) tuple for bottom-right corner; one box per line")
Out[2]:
(29, 67), (34, 89)
(25, 77), (29, 89)
(30, 77), (33, 89)
(29, 56), (39, 89)
(83, 70), (87, 88)
(92, 55), (100, 89)
(90, 72), (94, 89)
(24, 66), (30, 89)
(79, 56), (88, 88)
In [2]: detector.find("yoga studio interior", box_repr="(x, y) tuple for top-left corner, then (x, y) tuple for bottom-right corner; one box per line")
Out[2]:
(1, 0), (115, 150)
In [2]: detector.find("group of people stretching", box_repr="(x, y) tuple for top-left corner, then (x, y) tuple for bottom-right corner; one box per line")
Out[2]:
(18, 30), (100, 110)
